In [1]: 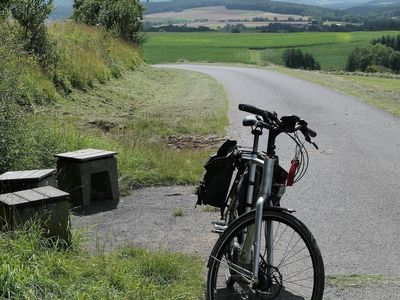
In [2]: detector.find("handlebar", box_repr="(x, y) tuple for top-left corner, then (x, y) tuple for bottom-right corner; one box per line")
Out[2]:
(238, 103), (318, 148)
(238, 104), (265, 117)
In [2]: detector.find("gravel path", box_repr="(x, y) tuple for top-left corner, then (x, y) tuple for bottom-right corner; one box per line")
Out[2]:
(71, 186), (219, 261)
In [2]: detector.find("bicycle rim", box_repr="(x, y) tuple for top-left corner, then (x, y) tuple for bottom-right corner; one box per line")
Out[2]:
(207, 209), (324, 300)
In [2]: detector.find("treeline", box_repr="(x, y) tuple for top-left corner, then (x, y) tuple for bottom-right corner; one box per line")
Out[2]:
(257, 18), (400, 33)
(372, 34), (400, 51)
(145, 24), (215, 32)
(347, 34), (400, 73)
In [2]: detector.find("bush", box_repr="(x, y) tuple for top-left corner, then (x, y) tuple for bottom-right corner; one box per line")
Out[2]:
(282, 48), (321, 70)
(346, 44), (400, 73)
(73, 0), (144, 43)
(10, 0), (55, 63)
(0, 0), (11, 19)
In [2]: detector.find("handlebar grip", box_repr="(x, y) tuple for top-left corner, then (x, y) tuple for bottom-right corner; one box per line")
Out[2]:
(307, 128), (317, 138)
(238, 104), (265, 116)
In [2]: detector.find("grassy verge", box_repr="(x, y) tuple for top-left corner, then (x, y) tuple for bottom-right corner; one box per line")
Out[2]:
(15, 66), (228, 192)
(326, 274), (400, 288)
(0, 227), (204, 299)
(271, 66), (400, 117)
(143, 31), (398, 70)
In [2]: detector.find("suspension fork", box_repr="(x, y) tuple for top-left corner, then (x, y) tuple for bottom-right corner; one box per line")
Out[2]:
(240, 157), (275, 284)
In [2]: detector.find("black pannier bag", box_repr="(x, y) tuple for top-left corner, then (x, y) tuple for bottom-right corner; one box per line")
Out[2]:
(196, 139), (237, 208)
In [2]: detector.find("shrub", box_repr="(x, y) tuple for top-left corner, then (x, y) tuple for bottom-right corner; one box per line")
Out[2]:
(10, 0), (58, 70)
(346, 44), (400, 73)
(73, 0), (144, 43)
(282, 48), (321, 70)
(0, 0), (11, 19)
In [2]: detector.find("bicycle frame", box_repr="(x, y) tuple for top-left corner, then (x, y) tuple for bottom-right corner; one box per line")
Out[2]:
(234, 126), (281, 285)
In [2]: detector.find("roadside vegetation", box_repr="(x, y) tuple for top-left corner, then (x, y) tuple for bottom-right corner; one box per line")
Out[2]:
(1, 1), (222, 298)
(0, 225), (204, 299)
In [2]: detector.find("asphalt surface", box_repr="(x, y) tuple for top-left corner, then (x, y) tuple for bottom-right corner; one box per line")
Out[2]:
(158, 64), (400, 278)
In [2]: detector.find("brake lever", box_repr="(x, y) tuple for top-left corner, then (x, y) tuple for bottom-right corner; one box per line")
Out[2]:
(303, 131), (318, 150)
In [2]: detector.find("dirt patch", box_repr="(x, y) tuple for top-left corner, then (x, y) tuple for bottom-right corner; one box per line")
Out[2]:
(87, 119), (118, 132)
(163, 135), (225, 150)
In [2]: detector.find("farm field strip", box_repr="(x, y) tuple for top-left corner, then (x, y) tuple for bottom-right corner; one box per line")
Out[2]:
(145, 5), (308, 24)
(143, 31), (399, 70)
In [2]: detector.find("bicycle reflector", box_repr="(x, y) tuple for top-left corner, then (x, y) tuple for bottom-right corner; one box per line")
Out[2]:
(286, 160), (299, 186)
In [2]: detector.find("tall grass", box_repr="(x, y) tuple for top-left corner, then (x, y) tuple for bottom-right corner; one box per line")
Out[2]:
(49, 22), (142, 89)
(0, 225), (204, 299)
(11, 67), (228, 191)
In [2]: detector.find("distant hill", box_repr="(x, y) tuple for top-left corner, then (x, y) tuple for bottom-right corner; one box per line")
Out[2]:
(345, 0), (400, 17)
(362, 0), (400, 5)
(143, 0), (336, 18)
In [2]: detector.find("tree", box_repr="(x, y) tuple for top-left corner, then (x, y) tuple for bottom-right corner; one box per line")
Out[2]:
(391, 52), (400, 73)
(11, 0), (53, 39)
(282, 48), (320, 70)
(73, 0), (144, 43)
(73, 0), (102, 26)
(10, 0), (54, 64)
(0, 0), (11, 19)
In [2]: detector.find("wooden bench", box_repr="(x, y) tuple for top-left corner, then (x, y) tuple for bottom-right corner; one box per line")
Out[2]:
(0, 169), (56, 194)
(55, 149), (119, 207)
(0, 186), (70, 240)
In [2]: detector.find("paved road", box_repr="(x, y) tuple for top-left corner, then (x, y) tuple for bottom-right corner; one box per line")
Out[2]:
(159, 64), (400, 278)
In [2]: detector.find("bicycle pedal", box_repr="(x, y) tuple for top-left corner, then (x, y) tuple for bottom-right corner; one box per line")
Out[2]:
(212, 221), (227, 226)
(211, 221), (227, 234)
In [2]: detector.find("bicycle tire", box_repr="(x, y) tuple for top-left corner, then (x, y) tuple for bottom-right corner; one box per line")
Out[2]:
(207, 209), (325, 300)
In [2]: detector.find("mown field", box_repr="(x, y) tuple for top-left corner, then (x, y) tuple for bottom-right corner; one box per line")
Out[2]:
(143, 31), (399, 70)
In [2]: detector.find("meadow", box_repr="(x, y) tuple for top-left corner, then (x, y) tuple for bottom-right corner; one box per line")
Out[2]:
(143, 31), (399, 70)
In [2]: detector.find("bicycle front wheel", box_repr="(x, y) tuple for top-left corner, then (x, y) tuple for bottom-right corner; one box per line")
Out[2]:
(207, 209), (324, 300)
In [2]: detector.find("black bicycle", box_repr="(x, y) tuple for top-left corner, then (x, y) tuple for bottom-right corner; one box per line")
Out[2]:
(197, 104), (324, 300)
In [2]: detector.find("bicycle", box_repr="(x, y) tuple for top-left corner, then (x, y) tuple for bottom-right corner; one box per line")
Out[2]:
(200, 104), (325, 300)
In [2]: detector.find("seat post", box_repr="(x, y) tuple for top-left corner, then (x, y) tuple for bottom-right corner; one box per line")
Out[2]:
(251, 128), (262, 153)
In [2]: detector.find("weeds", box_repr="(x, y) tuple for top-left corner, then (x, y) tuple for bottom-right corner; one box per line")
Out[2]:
(172, 208), (185, 217)
(0, 225), (204, 299)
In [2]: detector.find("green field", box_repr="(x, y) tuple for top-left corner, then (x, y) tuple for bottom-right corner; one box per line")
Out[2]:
(143, 31), (399, 70)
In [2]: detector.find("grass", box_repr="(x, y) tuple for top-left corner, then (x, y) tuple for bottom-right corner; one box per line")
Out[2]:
(143, 31), (399, 70)
(172, 208), (185, 217)
(326, 274), (400, 288)
(271, 66), (400, 117)
(0, 226), (204, 299)
(49, 21), (142, 89)
(14, 66), (228, 191)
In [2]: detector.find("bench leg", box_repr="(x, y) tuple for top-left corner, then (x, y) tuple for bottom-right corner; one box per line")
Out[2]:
(81, 175), (91, 207)
(109, 161), (119, 202)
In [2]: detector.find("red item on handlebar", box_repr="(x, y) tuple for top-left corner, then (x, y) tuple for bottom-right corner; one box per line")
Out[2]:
(286, 160), (299, 186)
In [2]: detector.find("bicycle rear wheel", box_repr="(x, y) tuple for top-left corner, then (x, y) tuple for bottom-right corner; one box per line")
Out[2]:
(207, 209), (324, 300)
